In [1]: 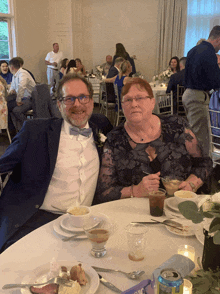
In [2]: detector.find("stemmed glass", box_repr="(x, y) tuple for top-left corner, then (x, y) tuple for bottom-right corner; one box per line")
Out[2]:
(83, 215), (114, 258)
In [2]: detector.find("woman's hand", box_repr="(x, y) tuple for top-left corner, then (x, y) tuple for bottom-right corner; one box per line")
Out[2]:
(135, 172), (160, 197)
(178, 181), (194, 192)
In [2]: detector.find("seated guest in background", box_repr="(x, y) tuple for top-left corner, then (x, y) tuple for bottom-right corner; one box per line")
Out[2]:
(114, 60), (132, 109)
(168, 56), (180, 74)
(66, 59), (76, 74)
(101, 55), (112, 76)
(112, 43), (136, 75)
(105, 57), (124, 103)
(166, 57), (187, 113)
(7, 58), (36, 132)
(0, 60), (13, 85)
(74, 58), (86, 76)
(59, 58), (69, 79)
(0, 73), (112, 253)
(96, 78), (212, 203)
(16, 57), (36, 82)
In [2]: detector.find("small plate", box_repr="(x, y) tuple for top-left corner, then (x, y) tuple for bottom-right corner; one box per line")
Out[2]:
(21, 260), (99, 294)
(165, 197), (179, 212)
(60, 214), (84, 233)
(53, 215), (87, 239)
(164, 202), (185, 219)
(166, 223), (195, 236)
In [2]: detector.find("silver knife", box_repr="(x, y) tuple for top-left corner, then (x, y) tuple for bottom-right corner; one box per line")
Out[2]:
(98, 274), (122, 293)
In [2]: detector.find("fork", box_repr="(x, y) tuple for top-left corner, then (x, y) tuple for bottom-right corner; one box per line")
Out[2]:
(92, 266), (145, 280)
(2, 277), (69, 289)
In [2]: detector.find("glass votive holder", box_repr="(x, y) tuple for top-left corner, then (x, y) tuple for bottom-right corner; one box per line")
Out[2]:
(183, 279), (192, 294)
(178, 245), (195, 262)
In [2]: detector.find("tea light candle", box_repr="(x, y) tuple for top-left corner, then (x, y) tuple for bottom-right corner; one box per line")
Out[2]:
(183, 279), (192, 294)
(178, 245), (195, 262)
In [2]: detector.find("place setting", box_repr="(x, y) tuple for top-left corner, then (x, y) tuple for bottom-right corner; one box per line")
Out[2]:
(52, 205), (111, 242)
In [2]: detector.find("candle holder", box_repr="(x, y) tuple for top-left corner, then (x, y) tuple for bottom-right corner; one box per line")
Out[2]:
(183, 279), (192, 294)
(178, 245), (195, 262)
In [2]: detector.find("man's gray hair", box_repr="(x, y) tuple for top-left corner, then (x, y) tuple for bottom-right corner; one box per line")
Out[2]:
(57, 73), (93, 100)
(115, 57), (125, 65)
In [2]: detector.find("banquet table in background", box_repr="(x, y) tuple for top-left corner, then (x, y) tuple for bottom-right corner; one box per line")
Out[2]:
(0, 198), (203, 294)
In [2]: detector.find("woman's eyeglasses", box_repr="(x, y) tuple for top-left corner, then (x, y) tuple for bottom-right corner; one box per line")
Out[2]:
(122, 96), (153, 105)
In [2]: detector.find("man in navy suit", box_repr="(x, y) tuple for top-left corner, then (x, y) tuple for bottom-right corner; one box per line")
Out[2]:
(105, 57), (124, 102)
(0, 73), (112, 253)
(166, 57), (186, 113)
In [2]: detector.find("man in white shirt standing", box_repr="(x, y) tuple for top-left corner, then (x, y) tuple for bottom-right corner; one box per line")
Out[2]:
(0, 73), (112, 253)
(45, 43), (63, 95)
(7, 57), (36, 131)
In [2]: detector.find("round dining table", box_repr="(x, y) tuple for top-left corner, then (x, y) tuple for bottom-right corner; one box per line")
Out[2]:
(0, 198), (203, 294)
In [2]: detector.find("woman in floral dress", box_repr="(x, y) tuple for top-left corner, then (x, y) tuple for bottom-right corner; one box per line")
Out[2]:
(0, 76), (8, 131)
(96, 78), (212, 202)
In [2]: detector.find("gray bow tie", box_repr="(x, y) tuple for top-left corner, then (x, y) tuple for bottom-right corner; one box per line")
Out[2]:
(69, 126), (92, 137)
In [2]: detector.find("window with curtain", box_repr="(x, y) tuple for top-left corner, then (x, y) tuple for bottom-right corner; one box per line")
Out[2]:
(184, 0), (220, 56)
(0, 0), (14, 62)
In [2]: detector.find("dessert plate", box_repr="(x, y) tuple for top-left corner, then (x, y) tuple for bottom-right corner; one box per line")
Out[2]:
(21, 260), (99, 294)
(165, 221), (195, 236)
(164, 201), (185, 219)
(165, 197), (179, 212)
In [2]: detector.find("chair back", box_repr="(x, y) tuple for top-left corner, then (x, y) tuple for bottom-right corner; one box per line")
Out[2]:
(177, 85), (186, 116)
(31, 84), (58, 118)
(157, 92), (173, 115)
(113, 83), (125, 126)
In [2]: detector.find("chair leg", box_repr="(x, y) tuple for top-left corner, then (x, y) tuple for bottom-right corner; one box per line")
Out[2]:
(6, 128), (12, 144)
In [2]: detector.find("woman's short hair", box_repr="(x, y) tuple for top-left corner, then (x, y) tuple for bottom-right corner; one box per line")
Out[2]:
(168, 56), (180, 72)
(121, 78), (154, 99)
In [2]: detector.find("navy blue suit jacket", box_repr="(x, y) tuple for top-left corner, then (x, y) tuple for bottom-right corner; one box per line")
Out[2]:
(0, 114), (112, 250)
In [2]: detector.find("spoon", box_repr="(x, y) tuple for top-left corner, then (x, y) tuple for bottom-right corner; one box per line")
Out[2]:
(143, 171), (165, 181)
(92, 266), (145, 280)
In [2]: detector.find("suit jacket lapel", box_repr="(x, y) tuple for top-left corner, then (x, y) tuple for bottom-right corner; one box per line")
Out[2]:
(48, 118), (63, 179)
(89, 120), (102, 163)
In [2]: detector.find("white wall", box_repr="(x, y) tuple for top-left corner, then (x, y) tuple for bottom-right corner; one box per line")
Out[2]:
(14, 0), (159, 82)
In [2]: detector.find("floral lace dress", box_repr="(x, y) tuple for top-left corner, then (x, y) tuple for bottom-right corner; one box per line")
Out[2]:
(0, 80), (8, 130)
(96, 115), (213, 203)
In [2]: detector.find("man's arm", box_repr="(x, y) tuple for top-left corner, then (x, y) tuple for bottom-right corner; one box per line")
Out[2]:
(0, 123), (29, 174)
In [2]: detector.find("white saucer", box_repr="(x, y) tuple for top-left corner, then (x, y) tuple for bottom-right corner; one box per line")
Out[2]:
(164, 202), (185, 219)
(166, 222), (195, 236)
(60, 214), (84, 233)
(53, 215), (87, 239)
(165, 197), (179, 212)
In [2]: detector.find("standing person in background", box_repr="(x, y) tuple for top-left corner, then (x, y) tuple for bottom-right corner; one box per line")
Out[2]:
(182, 26), (220, 156)
(112, 43), (136, 75)
(0, 61), (13, 85)
(45, 43), (63, 95)
(101, 55), (112, 76)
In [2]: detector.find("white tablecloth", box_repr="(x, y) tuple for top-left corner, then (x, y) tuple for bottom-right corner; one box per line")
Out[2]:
(0, 198), (203, 293)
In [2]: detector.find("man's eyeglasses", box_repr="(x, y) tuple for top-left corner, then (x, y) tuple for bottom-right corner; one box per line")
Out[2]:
(122, 96), (153, 105)
(60, 95), (91, 105)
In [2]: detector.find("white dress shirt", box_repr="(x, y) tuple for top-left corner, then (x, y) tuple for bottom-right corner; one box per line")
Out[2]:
(10, 68), (36, 103)
(45, 51), (63, 69)
(40, 120), (99, 212)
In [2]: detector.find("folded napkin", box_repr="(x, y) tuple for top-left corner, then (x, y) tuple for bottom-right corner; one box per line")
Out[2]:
(121, 279), (154, 294)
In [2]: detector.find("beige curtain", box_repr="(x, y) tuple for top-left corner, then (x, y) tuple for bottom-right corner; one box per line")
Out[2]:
(155, 0), (187, 74)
